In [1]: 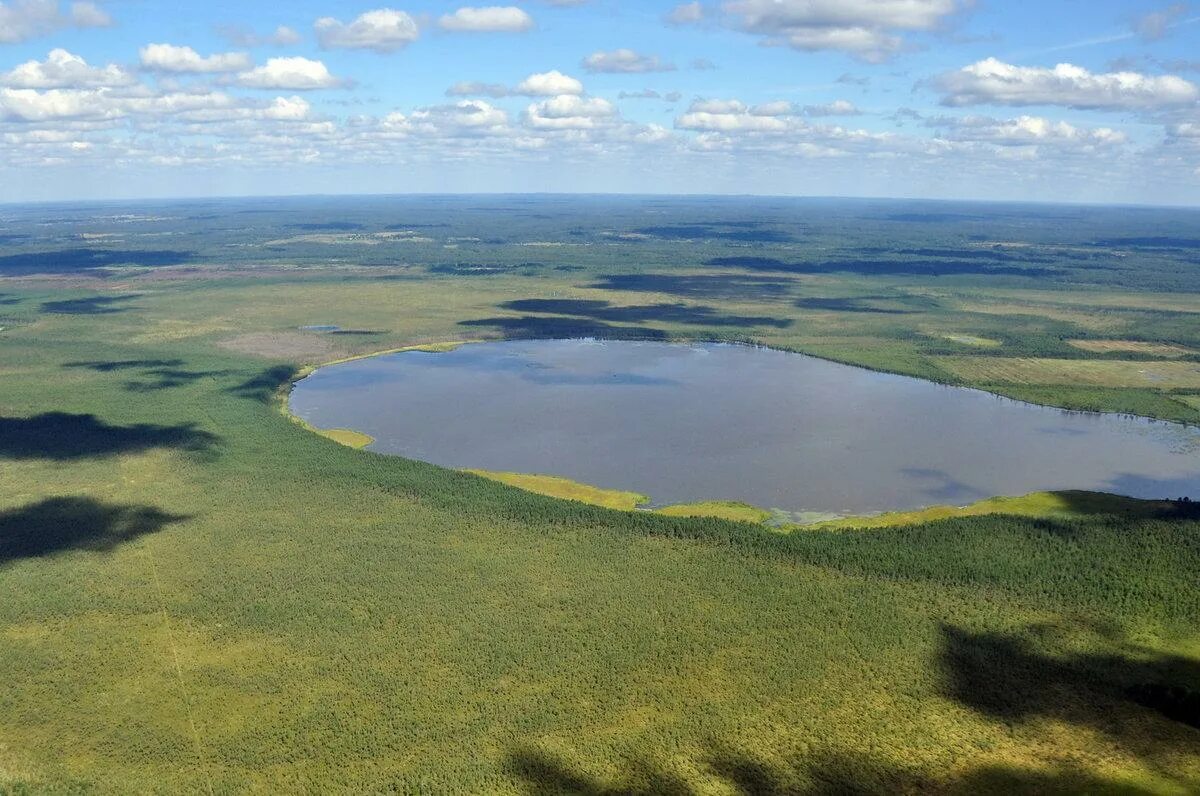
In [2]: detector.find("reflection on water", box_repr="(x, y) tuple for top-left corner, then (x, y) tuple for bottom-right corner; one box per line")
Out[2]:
(289, 339), (1200, 514)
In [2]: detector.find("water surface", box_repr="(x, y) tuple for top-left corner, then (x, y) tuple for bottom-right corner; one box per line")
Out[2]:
(290, 340), (1200, 516)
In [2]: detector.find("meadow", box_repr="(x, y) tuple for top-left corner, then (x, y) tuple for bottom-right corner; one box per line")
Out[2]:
(0, 195), (1198, 793)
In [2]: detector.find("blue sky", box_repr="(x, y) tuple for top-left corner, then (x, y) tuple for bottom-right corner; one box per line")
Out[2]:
(1, 0), (1198, 204)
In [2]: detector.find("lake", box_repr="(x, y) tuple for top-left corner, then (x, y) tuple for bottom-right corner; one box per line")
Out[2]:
(289, 339), (1200, 516)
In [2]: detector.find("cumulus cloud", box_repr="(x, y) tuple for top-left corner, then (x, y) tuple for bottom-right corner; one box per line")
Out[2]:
(514, 70), (583, 96)
(582, 49), (676, 73)
(935, 58), (1200, 109)
(315, 8), (419, 52)
(932, 114), (1127, 147)
(437, 6), (534, 33)
(525, 94), (615, 129)
(665, 1), (703, 25)
(0, 86), (120, 121)
(676, 98), (792, 131)
(235, 57), (342, 90)
(1, 49), (134, 88)
(408, 100), (510, 136)
(0, 86), (250, 123)
(720, 0), (963, 62)
(0, 0), (111, 43)
(259, 95), (313, 121)
(803, 99), (861, 116)
(140, 43), (252, 74)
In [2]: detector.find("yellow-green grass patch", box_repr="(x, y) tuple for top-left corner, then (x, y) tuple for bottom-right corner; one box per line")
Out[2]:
(1067, 339), (1195, 357)
(955, 301), (1129, 332)
(937, 333), (1002, 348)
(936, 356), (1200, 389)
(807, 490), (1177, 530)
(655, 500), (773, 524)
(465, 470), (649, 511)
(315, 428), (374, 449)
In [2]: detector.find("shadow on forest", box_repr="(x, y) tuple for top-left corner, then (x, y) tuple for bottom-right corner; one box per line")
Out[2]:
(65, 359), (234, 391)
(0, 412), (217, 460)
(0, 248), (194, 277)
(40, 295), (142, 315)
(940, 623), (1200, 744)
(226, 365), (302, 402)
(461, 316), (670, 340)
(795, 297), (915, 314)
(505, 620), (1200, 794)
(590, 274), (794, 300)
(0, 497), (188, 566)
(0, 247), (192, 278)
(498, 299), (793, 329)
(506, 743), (1180, 795)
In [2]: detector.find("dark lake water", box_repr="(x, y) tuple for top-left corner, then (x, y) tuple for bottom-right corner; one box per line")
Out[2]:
(289, 339), (1200, 516)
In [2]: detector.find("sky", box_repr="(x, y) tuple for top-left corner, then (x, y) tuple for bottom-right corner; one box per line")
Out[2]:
(0, 0), (1199, 204)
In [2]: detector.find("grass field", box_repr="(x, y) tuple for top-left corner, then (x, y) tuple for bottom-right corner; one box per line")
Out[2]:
(1, 196), (1198, 793)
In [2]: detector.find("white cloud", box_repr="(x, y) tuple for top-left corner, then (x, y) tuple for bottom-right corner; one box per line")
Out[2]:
(0, 0), (110, 43)
(235, 57), (342, 90)
(0, 86), (120, 121)
(409, 100), (510, 136)
(934, 114), (1127, 147)
(258, 95), (312, 121)
(720, 0), (962, 61)
(140, 43), (252, 74)
(935, 58), (1200, 109)
(437, 6), (534, 33)
(677, 102), (788, 132)
(1, 49), (134, 88)
(666, 2), (703, 25)
(515, 70), (583, 96)
(803, 99), (861, 116)
(582, 49), (675, 73)
(1169, 121), (1200, 138)
(525, 94), (615, 130)
(315, 8), (419, 52)
(0, 86), (245, 123)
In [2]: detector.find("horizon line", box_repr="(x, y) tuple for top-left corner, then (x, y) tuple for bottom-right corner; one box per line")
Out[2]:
(3, 190), (1199, 212)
